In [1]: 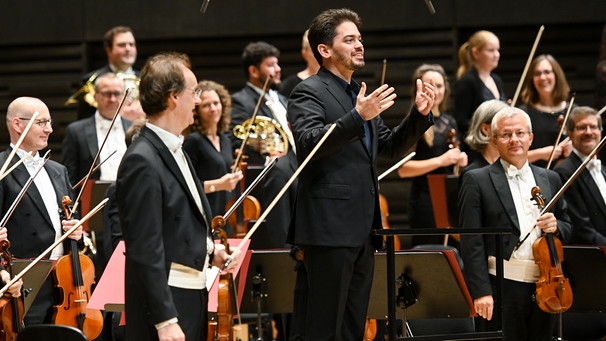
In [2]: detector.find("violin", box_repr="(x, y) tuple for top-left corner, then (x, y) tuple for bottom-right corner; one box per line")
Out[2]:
(225, 156), (261, 238)
(209, 216), (238, 341)
(52, 196), (103, 340)
(446, 128), (461, 176)
(530, 186), (573, 314)
(0, 240), (23, 341)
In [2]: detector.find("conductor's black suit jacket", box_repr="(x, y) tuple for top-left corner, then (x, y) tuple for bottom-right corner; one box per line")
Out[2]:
(287, 67), (433, 248)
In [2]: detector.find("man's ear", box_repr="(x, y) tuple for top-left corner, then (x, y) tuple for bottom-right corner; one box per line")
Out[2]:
(248, 65), (259, 79)
(318, 44), (331, 59)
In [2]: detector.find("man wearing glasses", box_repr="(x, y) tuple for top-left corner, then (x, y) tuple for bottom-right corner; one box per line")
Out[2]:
(554, 106), (606, 245)
(0, 97), (84, 325)
(62, 72), (133, 186)
(459, 106), (572, 340)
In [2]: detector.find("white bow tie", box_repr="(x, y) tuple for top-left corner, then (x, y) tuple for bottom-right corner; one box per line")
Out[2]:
(588, 158), (602, 172)
(506, 164), (528, 181)
(23, 154), (44, 169)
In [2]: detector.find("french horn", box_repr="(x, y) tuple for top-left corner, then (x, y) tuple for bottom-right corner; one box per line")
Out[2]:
(233, 116), (289, 155)
(65, 71), (140, 107)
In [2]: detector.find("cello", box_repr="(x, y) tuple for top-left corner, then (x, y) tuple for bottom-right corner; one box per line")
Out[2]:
(0, 240), (24, 341)
(529, 186), (573, 314)
(52, 196), (103, 340)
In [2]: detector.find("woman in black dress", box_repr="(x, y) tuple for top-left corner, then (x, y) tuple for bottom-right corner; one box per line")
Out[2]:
(519, 54), (573, 168)
(183, 80), (243, 235)
(398, 64), (467, 246)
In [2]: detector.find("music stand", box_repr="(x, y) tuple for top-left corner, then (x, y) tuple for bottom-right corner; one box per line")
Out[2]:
(367, 250), (473, 320)
(87, 181), (112, 234)
(238, 249), (296, 314)
(13, 259), (54, 314)
(562, 246), (606, 312)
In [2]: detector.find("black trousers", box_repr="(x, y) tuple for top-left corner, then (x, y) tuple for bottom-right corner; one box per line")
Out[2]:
(302, 239), (374, 341)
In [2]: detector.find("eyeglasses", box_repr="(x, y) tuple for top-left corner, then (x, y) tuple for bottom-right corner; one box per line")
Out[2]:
(98, 91), (125, 99)
(574, 124), (601, 132)
(533, 69), (553, 77)
(18, 117), (53, 127)
(494, 130), (529, 141)
(194, 88), (202, 99)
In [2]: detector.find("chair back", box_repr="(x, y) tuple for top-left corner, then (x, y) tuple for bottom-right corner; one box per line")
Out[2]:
(16, 324), (88, 341)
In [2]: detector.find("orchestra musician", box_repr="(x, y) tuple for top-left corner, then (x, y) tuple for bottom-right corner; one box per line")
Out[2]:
(0, 97), (83, 325)
(182, 80), (243, 235)
(116, 52), (238, 341)
(287, 8), (434, 340)
(454, 30), (507, 162)
(74, 26), (144, 121)
(62, 72), (133, 186)
(519, 54), (574, 167)
(459, 106), (572, 340)
(397, 63), (467, 246)
(554, 106), (606, 245)
(229, 41), (298, 249)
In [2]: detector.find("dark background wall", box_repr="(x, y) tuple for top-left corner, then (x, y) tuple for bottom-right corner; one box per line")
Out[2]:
(0, 0), (604, 232)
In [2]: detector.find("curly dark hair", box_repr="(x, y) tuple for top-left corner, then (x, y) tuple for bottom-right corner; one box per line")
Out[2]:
(186, 80), (232, 135)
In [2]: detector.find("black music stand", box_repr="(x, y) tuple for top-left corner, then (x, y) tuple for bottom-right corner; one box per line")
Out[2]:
(87, 180), (112, 234)
(368, 251), (472, 320)
(238, 249), (296, 314)
(13, 259), (54, 314)
(560, 246), (606, 339)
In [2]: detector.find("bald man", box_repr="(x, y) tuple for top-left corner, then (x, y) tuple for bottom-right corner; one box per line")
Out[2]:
(0, 97), (83, 325)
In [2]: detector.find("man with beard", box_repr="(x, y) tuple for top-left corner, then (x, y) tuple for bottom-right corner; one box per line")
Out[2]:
(554, 106), (606, 245)
(287, 8), (435, 341)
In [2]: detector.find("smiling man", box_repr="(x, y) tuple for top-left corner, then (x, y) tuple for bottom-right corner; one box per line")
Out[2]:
(287, 8), (434, 341)
(554, 106), (606, 245)
(459, 106), (572, 340)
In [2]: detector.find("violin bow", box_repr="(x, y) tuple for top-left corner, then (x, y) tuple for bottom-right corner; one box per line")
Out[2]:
(0, 151), (51, 228)
(0, 111), (40, 179)
(0, 198), (108, 297)
(71, 150), (117, 191)
(232, 76), (272, 173)
(380, 59), (387, 86)
(0, 154), (31, 182)
(510, 25), (544, 107)
(68, 88), (130, 218)
(220, 157), (277, 224)
(227, 123), (337, 263)
(515, 133), (606, 250)
(545, 95), (575, 169)
(378, 152), (416, 181)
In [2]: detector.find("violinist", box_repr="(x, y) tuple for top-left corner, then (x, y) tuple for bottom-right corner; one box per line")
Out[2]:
(229, 41), (298, 248)
(182, 80), (243, 236)
(554, 106), (606, 245)
(397, 64), (467, 246)
(116, 52), (239, 341)
(459, 107), (572, 340)
(519, 54), (574, 167)
(0, 97), (83, 325)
